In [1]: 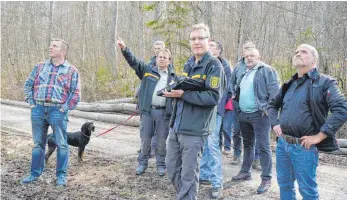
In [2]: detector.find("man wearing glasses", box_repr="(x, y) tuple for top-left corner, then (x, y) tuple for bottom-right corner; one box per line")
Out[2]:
(164, 23), (225, 200)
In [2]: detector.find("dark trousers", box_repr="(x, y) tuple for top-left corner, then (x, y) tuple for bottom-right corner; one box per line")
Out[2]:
(138, 108), (169, 167)
(232, 113), (242, 157)
(166, 129), (207, 200)
(238, 111), (272, 180)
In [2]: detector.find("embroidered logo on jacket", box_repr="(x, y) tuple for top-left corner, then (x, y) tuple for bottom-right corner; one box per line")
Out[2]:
(210, 76), (220, 88)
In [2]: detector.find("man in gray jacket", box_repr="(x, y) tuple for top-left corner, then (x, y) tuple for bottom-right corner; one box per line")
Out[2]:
(230, 42), (261, 168)
(163, 23), (225, 200)
(231, 47), (279, 194)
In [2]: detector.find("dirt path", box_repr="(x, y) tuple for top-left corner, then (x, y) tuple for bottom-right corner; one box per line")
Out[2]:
(1, 104), (347, 199)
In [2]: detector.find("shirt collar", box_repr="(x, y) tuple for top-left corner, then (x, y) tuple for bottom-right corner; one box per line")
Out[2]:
(246, 62), (261, 72)
(188, 52), (210, 66)
(292, 67), (318, 80)
(159, 68), (168, 73)
(306, 67), (318, 79)
(50, 59), (70, 67)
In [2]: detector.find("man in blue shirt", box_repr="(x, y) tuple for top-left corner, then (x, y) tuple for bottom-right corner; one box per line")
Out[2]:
(268, 44), (347, 199)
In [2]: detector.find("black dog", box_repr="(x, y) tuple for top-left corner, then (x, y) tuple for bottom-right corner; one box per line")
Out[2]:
(45, 122), (95, 163)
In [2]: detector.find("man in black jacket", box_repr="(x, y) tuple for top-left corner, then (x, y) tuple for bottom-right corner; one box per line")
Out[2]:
(268, 44), (347, 199)
(163, 23), (225, 200)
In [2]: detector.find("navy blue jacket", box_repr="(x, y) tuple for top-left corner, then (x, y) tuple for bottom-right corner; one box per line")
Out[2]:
(268, 69), (347, 151)
(122, 47), (175, 119)
(171, 52), (225, 136)
(216, 57), (232, 117)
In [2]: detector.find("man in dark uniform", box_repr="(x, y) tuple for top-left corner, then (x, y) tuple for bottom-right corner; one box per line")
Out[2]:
(268, 44), (347, 199)
(163, 23), (225, 200)
(117, 37), (175, 176)
(135, 40), (166, 158)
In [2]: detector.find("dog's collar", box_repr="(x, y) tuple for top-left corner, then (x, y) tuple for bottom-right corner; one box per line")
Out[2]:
(81, 131), (91, 138)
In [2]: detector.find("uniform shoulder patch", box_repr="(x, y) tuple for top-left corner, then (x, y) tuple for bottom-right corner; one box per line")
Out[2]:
(210, 76), (220, 88)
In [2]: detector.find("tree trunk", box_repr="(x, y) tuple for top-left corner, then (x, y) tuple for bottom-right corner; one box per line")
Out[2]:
(94, 97), (137, 104)
(76, 103), (137, 114)
(110, 1), (118, 77)
(0, 99), (140, 127)
(47, 1), (54, 47)
(68, 110), (140, 127)
(205, 1), (213, 38)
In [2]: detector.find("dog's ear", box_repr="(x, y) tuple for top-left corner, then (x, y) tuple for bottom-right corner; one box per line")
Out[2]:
(81, 123), (89, 133)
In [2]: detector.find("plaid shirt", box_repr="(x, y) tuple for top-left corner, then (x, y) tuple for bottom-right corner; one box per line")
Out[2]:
(24, 60), (81, 111)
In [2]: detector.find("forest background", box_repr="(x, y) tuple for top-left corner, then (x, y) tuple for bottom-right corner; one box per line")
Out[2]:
(1, 1), (346, 102)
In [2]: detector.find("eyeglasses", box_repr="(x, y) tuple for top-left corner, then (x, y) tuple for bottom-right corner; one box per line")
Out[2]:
(189, 37), (208, 42)
(158, 56), (169, 60)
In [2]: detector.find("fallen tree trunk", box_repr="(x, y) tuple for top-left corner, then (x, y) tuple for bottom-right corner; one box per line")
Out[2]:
(76, 103), (137, 114)
(69, 110), (140, 127)
(0, 99), (28, 108)
(0, 99), (140, 127)
(0, 99), (137, 115)
(95, 97), (137, 104)
(326, 148), (347, 155)
(337, 139), (347, 148)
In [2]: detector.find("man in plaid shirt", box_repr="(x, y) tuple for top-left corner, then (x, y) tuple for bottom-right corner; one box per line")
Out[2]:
(21, 38), (81, 187)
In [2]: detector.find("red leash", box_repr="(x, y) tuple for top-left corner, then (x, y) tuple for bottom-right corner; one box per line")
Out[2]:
(96, 111), (138, 137)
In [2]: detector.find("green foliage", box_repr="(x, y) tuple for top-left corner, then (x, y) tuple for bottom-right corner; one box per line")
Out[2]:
(143, 2), (191, 57)
(142, 3), (158, 11)
(96, 66), (113, 87)
(295, 26), (315, 46)
(146, 20), (165, 30)
(146, 20), (158, 28)
(178, 39), (190, 50)
(173, 55), (190, 74)
(271, 60), (296, 84)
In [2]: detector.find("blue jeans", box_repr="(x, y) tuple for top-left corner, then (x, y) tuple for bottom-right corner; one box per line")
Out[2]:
(276, 137), (319, 200)
(30, 105), (69, 177)
(222, 110), (235, 151)
(200, 114), (223, 188)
